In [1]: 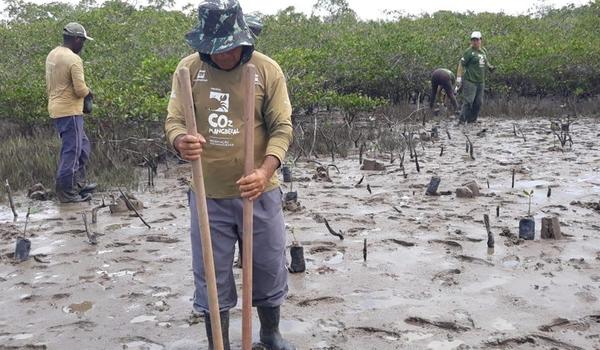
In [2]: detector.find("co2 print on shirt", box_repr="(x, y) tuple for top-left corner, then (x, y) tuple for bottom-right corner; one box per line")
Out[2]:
(207, 89), (240, 147)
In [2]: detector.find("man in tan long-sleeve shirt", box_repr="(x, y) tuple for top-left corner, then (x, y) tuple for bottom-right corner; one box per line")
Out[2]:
(46, 22), (96, 203)
(164, 1), (295, 349)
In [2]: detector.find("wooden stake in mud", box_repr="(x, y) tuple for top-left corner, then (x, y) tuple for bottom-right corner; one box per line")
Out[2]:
(511, 169), (516, 189)
(242, 64), (257, 350)
(5, 179), (18, 220)
(176, 67), (223, 350)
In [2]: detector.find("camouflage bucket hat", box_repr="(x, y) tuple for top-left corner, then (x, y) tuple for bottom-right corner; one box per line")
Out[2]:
(185, 0), (255, 54)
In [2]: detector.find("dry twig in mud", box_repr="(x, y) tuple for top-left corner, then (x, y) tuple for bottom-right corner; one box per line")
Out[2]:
(414, 152), (421, 172)
(484, 214), (494, 248)
(354, 175), (364, 187)
(550, 117), (574, 149)
(5, 179), (18, 220)
(118, 188), (151, 229)
(23, 207), (31, 236)
(513, 123), (527, 142)
(81, 212), (97, 245)
(323, 218), (344, 240)
(464, 133), (475, 160)
(91, 197), (108, 224)
(512, 168), (516, 188)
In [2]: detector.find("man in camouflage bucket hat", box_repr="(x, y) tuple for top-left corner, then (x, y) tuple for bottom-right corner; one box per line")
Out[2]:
(165, 1), (295, 349)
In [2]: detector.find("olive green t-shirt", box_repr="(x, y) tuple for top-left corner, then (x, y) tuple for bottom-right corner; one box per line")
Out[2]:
(165, 51), (293, 199)
(45, 46), (90, 118)
(460, 47), (490, 84)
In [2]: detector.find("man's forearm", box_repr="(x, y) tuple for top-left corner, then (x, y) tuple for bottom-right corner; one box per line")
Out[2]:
(259, 155), (281, 179)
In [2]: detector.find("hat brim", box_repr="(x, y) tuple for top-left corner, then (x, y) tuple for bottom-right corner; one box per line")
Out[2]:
(185, 26), (254, 54)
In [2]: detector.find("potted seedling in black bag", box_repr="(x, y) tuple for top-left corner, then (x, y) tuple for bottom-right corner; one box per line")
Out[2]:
(281, 161), (292, 183)
(519, 190), (535, 240)
(288, 228), (305, 273)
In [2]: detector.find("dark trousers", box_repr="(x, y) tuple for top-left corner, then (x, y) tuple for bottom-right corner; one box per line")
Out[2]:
(460, 80), (485, 123)
(54, 116), (90, 191)
(430, 70), (458, 110)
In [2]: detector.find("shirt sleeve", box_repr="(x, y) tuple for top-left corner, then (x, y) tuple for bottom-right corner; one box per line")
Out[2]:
(164, 66), (189, 148)
(70, 60), (89, 98)
(262, 70), (293, 165)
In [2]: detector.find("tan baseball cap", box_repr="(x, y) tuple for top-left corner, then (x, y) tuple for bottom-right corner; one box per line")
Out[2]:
(63, 22), (94, 40)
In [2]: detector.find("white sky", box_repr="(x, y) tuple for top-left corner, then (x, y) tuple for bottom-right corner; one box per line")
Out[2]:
(1, 0), (592, 19)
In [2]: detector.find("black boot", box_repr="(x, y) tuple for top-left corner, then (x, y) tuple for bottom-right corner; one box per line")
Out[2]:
(256, 306), (296, 350)
(75, 170), (97, 195)
(56, 184), (92, 203)
(204, 310), (230, 350)
(77, 182), (97, 195)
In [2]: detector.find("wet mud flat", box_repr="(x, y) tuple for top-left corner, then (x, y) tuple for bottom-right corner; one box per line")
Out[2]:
(1, 117), (600, 350)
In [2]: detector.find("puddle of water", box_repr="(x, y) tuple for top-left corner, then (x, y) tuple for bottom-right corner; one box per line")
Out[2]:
(349, 289), (411, 311)
(492, 318), (516, 331)
(403, 331), (433, 343)
(427, 339), (465, 350)
(0, 333), (34, 341)
(130, 315), (157, 324)
(63, 301), (93, 314)
(325, 252), (344, 265)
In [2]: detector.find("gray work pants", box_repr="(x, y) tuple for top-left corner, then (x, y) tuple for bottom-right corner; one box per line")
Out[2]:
(188, 188), (289, 313)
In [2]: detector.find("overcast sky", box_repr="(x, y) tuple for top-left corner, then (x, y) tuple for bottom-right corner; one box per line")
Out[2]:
(1, 0), (592, 19)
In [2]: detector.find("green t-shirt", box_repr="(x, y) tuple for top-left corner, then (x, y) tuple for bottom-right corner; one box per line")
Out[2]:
(460, 47), (490, 84)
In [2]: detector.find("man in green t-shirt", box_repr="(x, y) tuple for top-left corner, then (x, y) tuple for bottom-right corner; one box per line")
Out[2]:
(164, 1), (295, 349)
(456, 31), (495, 124)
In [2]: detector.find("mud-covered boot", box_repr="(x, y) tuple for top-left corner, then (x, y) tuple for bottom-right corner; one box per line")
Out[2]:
(256, 306), (296, 350)
(204, 310), (230, 350)
(56, 186), (92, 203)
(75, 170), (97, 195)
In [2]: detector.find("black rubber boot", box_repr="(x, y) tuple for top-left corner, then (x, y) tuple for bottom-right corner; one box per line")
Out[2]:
(204, 310), (230, 350)
(56, 186), (92, 203)
(75, 170), (97, 195)
(256, 306), (296, 350)
(77, 182), (97, 195)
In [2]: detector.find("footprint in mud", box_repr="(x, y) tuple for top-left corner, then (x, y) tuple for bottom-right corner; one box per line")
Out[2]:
(345, 326), (402, 340)
(405, 316), (471, 332)
(455, 255), (494, 266)
(119, 336), (164, 350)
(51, 293), (71, 300)
(432, 269), (462, 286)
(48, 320), (97, 332)
(538, 317), (592, 332)
(382, 239), (416, 247)
(145, 235), (180, 244)
(297, 296), (344, 307)
(428, 239), (463, 252)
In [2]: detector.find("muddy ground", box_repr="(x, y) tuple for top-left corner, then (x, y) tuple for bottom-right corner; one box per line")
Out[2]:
(1, 117), (599, 350)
